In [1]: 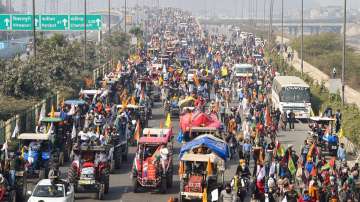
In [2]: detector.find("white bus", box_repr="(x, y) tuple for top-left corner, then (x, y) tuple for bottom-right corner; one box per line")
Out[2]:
(272, 76), (311, 119)
(233, 63), (253, 78)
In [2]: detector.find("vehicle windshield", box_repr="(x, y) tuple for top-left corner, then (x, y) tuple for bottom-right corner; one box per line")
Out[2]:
(280, 86), (310, 103)
(235, 67), (253, 74)
(32, 185), (64, 198)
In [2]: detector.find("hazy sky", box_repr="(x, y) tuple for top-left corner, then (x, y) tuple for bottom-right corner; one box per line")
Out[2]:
(7, 0), (360, 16)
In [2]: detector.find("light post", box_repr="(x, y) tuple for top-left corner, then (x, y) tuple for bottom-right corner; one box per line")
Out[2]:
(301, 0), (304, 76)
(84, 0), (87, 70)
(124, 0), (127, 33)
(264, 0), (267, 34)
(32, 0), (36, 63)
(281, 0), (284, 69)
(342, 0), (347, 105)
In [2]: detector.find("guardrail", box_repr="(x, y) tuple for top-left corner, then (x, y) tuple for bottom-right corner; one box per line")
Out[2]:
(93, 60), (113, 83)
(0, 92), (60, 143)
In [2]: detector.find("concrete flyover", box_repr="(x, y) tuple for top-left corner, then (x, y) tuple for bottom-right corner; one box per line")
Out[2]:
(199, 18), (344, 35)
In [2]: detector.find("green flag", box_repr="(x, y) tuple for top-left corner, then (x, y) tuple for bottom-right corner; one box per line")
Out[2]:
(288, 157), (297, 176)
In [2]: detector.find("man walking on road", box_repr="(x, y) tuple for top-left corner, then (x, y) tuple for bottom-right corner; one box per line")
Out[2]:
(288, 110), (295, 131)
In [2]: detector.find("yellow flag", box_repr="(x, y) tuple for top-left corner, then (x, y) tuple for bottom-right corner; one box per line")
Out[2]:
(50, 105), (55, 118)
(96, 126), (100, 134)
(159, 76), (163, 86)
(339, 127), (345, 138)
(202, 187), (207, 202)
(206, 157), (213, 175)
(165, 113), (171, 128)
(310, 107), (315, 117)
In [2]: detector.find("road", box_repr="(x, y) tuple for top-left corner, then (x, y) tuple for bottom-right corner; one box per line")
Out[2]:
(72, 101), (308, 202)
(70, 24), (311, 202)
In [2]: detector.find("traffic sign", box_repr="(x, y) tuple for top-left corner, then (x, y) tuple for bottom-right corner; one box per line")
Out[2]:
(69, 15), (102, 31)
(40, 15), (69, 31)
(12, 14), (40, 31)
(0, 14), (11, 30)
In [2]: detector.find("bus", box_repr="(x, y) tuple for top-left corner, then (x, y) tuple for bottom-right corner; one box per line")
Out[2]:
(272, 76), (311, 119)
(233, 63), (253, 78)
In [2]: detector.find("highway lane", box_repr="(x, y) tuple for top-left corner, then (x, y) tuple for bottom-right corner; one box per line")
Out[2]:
(73, 100), (308, 202)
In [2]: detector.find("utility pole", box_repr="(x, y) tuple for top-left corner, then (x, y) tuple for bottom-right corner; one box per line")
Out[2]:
(301, 0), (304, 76)
(264, 0), (267, 34)
(342, 0), (347, 105)
(269, 0), (274, 45)
(124, 0), (127, 33)
(84, 0), (87, 70)
(108, 0), (112, 65)
(281, 0), (284, 70)
(32, 0), (36, 63)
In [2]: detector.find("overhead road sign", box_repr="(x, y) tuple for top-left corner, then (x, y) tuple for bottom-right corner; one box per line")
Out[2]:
(0, 14), (102, 31)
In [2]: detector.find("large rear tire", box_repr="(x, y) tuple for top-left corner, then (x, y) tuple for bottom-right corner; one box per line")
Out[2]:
(97, 184), (104, 200)
(132, 178), (139, 193)
(166, 168), (173, 188)
(160, 177), (167, 194)
(104, 176), (110, 194)
(114, 149), (122, 169)
(122, 145), (128, 161)
(67, 166), (77, 184)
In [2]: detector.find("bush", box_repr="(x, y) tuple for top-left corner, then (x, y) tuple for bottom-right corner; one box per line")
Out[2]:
(291, 33), (360, 90)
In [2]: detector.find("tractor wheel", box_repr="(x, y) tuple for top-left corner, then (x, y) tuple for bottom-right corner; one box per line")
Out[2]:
(97, 184), (105, 200)
(9, 190), (16, 202)
(166, 170), (173, 188)
(39, 170), (46, 180)
(122, 145), (128, 161)
(132, 178), (139, 193)
(67, 166), (77, 183)
(104, 176), (110, 194)
(160, 177), (167, 194)
(114, 149), (122, 169)
(59, 152), (65, 166)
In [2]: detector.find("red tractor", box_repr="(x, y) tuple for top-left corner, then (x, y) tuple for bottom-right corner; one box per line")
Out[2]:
(132, 134), (173, 193)
(67, 144), (110, 200)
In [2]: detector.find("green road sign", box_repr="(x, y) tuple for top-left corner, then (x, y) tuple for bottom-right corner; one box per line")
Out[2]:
(12, 14), (40, 31)
(40, 15), (69, 31)
(70, 15), (102, 31)
(0, 14), (11, 30)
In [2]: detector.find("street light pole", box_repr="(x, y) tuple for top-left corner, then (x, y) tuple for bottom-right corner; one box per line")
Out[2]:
(84, 0), (87, 70)
(342, 0), (347, 105)
(301, 0), (304, 76)
(264, 0), (267, 35)
(108, 0), (111, 35)
(32, 0), (36, 63)
(281, 0), (284, 69)
(124, 0), (127, 33)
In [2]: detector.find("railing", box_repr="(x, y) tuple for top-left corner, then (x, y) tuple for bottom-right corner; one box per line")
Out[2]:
(93, 60), (113, 83)
(0, 92), (60, 144)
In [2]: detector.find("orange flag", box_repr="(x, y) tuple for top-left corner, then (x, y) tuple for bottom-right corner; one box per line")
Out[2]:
(160, 121), (163, 129)
(131, 96), (136, 105)
(265, 107), (272, 126)
(178, 161), (185, 176)
(134, 121), (141, 141)
(206, 158), (213, 175)
(193, 74), (200, 87)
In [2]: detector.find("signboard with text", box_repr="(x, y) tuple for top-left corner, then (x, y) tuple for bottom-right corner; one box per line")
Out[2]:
(0, 14), (102, 31)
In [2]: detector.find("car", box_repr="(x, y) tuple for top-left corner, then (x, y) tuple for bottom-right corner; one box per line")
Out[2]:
(27, 179), (74, 202)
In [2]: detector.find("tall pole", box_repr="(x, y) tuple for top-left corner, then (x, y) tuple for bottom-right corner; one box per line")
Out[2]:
(281, 0), (284, 69)
(269, 0), (274, 45)
(301, 0), (304, 76)
(84, 0), (87, 70)
(342, 0), (346, 105)
(263, 0), (267, 35)
(108, 0), (111, 35)
(32, 0), (36, 63)
(124, 0), (127, 33)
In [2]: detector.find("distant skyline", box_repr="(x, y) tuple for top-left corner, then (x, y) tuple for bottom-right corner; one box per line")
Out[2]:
(5, 0), (360, 16)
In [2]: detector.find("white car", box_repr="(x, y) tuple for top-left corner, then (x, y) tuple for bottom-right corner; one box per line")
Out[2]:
(27, 179), (75, 202)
